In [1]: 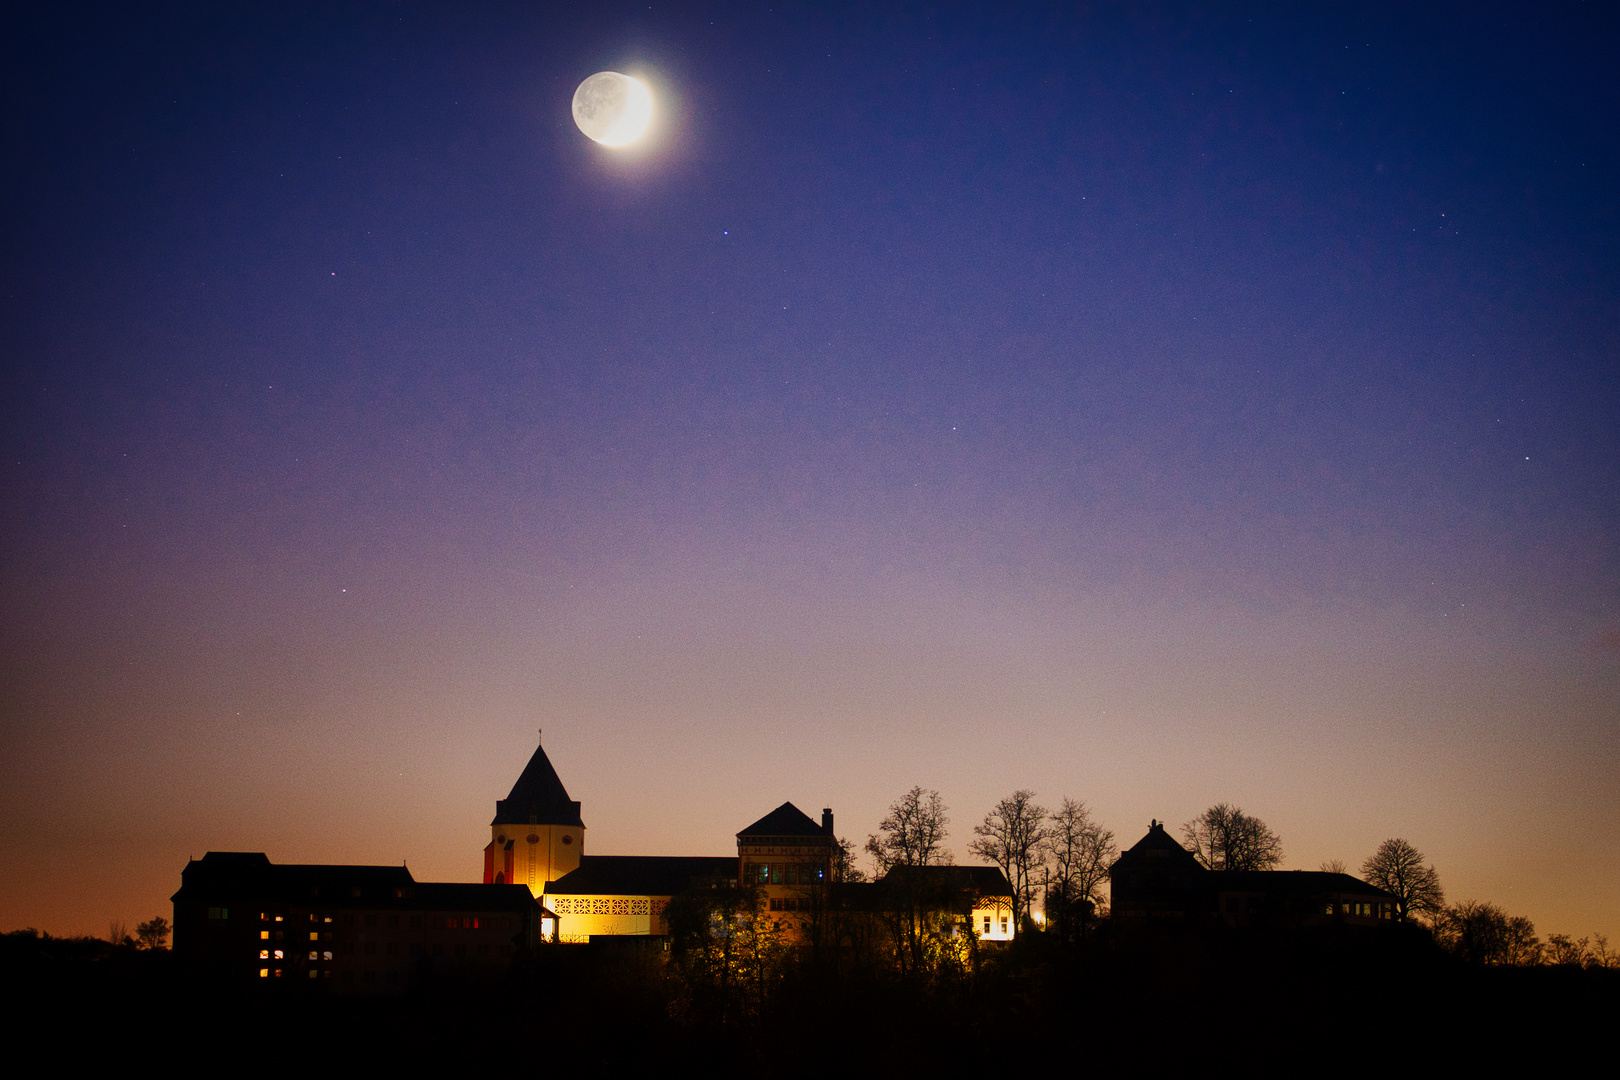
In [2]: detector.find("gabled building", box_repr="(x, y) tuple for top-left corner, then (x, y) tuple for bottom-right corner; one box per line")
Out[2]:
(478, 737), (1017, 946)
(738, 802), (837, 930)
(172, 851), (544, 992)
(1109, 820), (1399, 932)
(537, 802), (839, 943)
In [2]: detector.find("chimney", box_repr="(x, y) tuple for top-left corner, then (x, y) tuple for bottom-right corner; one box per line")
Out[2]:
(822, 808), (834, 835)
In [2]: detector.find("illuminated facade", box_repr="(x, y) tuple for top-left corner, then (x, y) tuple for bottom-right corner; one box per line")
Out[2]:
(544, 855), (737, 942)
(537, 805), (836, 943)
(480, 739), (1015, 947)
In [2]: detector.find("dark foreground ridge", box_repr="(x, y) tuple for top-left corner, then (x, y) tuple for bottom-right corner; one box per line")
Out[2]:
(7, 925), (1614, 1071)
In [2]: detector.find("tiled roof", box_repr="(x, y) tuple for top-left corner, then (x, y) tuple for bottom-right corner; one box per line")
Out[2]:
(171, 852), (539, 912)
(1210, 870), (1397, 899)
(737, 802), (828, 838)
(545, 855), (737, 897)
(1112, 820), (1204, 870)
(492, 740), (584, 827)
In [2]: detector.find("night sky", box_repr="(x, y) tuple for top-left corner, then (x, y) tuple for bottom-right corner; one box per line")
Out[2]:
(4, 3), (1616, 941)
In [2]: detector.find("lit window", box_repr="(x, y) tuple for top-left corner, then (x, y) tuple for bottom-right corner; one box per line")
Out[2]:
(323, 950), (333, 960)
(259, 968), (269, 978)
(274, 915), (283, 922)
(309, 951), (318, 960)
(260, 931), (270, 940)
(310, 932), (319, 941)
(309, 970), (319, 979)
(259, 950), (269, 959)
(273, 950), (284, 959)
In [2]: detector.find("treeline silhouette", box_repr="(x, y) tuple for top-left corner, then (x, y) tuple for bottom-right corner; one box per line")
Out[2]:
(6, 917), (1616, 1071)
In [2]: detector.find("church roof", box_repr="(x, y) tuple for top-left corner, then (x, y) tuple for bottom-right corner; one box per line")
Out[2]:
(492, 740), (584, 827)
(545, 855), (737, 897)
(737, 802), (828, 838)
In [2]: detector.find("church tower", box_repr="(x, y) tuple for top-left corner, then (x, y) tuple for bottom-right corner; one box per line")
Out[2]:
(483, 736), (584, 898)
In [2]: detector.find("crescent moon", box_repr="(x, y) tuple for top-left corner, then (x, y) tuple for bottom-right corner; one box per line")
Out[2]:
(571, 72), (654, 147)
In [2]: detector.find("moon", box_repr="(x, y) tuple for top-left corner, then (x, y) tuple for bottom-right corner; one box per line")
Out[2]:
(571, 72), (654, 147)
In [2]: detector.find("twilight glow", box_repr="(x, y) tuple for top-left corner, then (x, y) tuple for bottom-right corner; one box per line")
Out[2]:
(1, 2), (1616, 946)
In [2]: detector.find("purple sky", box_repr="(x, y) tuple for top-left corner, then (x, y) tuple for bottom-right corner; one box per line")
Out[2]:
(3, 2), (1616, 940)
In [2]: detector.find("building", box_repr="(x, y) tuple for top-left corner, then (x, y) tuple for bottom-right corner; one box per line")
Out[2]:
(482, 737), (1015, 946)
(172, 851), (545, 992)
(861, 865), (1017, 941)
(737, 802), (837, 933)
(1109, 820), (1399, 932)
(544, 855), (737, 941)
(483, 738), (585, 892)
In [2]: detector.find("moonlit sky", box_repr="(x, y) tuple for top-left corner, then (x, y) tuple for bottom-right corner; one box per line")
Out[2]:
(4, 3), (1616, 940)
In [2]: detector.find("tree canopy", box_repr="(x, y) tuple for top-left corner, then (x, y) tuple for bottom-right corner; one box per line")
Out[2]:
(968, 790), (1048, 930)
(866, 787), (951, 875)
(1043, 798), (1116, 940)
(1360, 838), (1444, 923)
(1181, 803), (1283, 871)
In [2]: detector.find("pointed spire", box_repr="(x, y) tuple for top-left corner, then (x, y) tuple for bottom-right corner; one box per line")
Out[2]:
(492, 736), (583, 827)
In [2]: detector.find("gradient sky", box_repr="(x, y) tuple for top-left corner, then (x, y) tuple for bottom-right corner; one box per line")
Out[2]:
(4, 2), (1616, 941)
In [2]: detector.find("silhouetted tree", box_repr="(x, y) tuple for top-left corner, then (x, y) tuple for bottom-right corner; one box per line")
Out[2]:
(1181, 803), (1283, 871)
(1360, 838), (1445, 923)
(1593, 933), (1619, 969)
(969, 790), (1048, 931)
(832, 835), (866, 883)
(135, 917), (170, 951)
(1319, 859), (1348, 874)
(866, 787), (951, 874)
(1545, 933), (1591, 967)
(1436, 900), (1541, 965)
(1042, 798), (1115, 941)
(866, 787), (952, 975)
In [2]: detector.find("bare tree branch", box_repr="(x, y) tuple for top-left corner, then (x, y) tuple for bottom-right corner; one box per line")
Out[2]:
(1360, 838), (1444, 923)
(968, 790), (1048, 930)
(1181, 803), (1283, 871)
